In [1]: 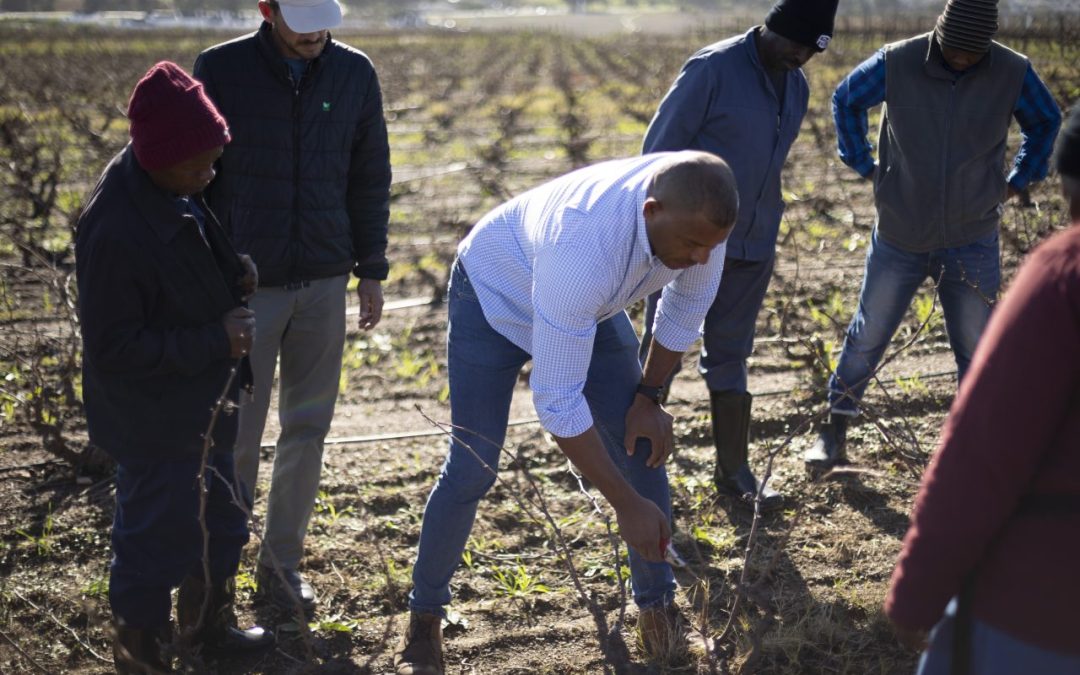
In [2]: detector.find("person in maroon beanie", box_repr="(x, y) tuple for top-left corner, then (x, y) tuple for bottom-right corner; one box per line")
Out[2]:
(76, 61), (272, 673)
(885, 102), (1080, 675)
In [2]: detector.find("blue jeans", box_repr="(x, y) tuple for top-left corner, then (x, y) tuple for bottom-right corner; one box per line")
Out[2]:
(639, 256), (775, 393)
(916, 598), (1080, 674)
(410, 261), (676, 614)
(110, 452), (249, 629)
(829, 229), (1000, 414)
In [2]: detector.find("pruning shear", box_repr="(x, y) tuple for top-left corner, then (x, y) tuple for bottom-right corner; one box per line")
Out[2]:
(660, 538), (687, 568)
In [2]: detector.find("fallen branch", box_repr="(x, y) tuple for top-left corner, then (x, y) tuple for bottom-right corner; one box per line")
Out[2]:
(0, 628), (50, 673)
(11, 589), (109, 663)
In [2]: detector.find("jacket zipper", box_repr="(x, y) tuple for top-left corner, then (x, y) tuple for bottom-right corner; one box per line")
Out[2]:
(290, 72), (302, 284)
(941, 79), (956, 249)
(744, 72), (785, 249)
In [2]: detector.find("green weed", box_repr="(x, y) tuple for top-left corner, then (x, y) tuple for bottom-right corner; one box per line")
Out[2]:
(15, 502), (55, 556)
(490, 563), (550, 599)
(81, 577), (108, 599)
(313, 490), (354, 528)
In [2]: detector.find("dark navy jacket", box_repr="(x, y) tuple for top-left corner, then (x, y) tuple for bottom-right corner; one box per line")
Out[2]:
(194, 23), (391, 286)
(644, 28), (808, 262)
(76, 147), (246, 464)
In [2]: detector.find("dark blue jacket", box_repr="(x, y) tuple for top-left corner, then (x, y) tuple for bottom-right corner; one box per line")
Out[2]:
(644, 28), (808, 262)
(194, 23), (391, 286)
(76, 147), (246, 464)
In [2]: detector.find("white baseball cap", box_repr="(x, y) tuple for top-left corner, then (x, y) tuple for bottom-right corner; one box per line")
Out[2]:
(276, 0), (342, 34)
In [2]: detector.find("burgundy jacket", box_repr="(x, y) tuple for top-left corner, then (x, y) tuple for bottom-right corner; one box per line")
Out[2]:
(886, 221), (1080, 654)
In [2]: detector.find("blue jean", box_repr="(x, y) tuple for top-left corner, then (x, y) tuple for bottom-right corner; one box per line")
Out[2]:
(639, 256), (775, 393)
(916, 598), (1080, 674)
(410, 261), (676, 614)
(110, 452), (249, 629)
(829, 229), (1000, 414)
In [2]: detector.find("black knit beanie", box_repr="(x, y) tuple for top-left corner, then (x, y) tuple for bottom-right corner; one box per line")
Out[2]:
(935, 0), (998, 53)
(1056, 105), (1080, 179)
(764, 0), (840, 52)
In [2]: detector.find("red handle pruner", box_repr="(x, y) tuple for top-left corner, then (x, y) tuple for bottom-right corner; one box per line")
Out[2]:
(660, 537), (687, 568)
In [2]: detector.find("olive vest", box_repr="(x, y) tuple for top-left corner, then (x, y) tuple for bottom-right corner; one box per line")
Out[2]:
(874, 34), (1028, 252)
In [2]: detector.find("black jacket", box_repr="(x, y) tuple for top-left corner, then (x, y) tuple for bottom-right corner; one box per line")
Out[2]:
(194, 23), (392, 286)
(76, 147), (247, 464)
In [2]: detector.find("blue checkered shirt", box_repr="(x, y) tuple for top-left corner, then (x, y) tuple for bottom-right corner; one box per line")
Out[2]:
(458, 153), (727, 437)
(833, 49), (1061, 190)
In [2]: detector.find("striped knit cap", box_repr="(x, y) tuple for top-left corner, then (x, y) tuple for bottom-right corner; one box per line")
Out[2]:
(935, 0), (998, 53)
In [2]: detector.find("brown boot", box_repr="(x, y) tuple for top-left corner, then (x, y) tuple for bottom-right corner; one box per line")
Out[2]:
(393, 611), (444, 675)
(637, 603), (712, 663)
(176, 576), (275, 654)
(112, 619), (172, 674)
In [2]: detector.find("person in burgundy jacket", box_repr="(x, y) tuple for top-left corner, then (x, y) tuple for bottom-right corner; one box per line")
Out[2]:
(885, 103), (1080, 674)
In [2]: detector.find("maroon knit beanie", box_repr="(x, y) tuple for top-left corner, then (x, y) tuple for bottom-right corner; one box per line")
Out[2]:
(127, 61), (230, 171)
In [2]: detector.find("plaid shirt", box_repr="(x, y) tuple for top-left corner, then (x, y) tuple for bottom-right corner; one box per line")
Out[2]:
(833, 48), (1061, 191)
(458, 153), (727, 437)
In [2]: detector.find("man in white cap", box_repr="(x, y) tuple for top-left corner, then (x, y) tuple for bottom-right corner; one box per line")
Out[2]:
(194, 0), (392, 613)
(810, 0), (1061, 470)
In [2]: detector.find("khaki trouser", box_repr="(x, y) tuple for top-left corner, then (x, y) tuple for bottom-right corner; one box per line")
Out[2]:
(234, 275), (348, 570)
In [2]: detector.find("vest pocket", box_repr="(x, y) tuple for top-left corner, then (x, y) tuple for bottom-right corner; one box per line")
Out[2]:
(957, 160), (1006, 224)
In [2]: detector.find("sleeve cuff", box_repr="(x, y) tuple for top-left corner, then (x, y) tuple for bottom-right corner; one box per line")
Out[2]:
(535, 394), (594, 438)
(652, 321), (699, 355)
(1006, 170), (1027, 192)
(353, 262), (389, 281)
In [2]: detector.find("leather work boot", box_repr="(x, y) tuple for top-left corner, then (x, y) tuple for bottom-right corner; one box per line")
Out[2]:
(804, 413), (850, 474)
(637, 603), (711, 663)
(112, 619), (173, 674)
(256, 565), (317, 614)
(176, 576), (275, 654)
(393, 611), (445, 675)
(711, 390), (783, 511)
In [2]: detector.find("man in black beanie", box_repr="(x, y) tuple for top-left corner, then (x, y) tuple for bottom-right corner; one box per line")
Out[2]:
(809, 0), (1062, 470)
(640, 0), (838, 512)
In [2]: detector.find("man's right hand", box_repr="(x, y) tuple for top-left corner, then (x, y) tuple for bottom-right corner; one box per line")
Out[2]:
(223, 307), (256, 358)
(615, 495), (671, 563)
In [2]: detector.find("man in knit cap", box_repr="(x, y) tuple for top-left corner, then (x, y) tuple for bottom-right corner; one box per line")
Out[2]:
(883, 103), (1080, 674)
(76, 61), (272, 673)
(808, 0), (1062, 470)
(639, 0), (839, 510)
(193, 0), (392, 614)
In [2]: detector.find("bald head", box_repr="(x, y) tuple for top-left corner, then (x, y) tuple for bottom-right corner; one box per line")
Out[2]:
(648, 151), (739, 231)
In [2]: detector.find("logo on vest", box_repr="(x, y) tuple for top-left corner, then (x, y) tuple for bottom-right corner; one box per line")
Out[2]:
(817, 35), (831, 50)
(322, 101), (331, 112)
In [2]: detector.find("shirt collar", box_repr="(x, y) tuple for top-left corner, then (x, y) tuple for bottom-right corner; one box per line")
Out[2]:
(745, 26), (766, 72)
(635, 186), (664, 267)
(923, 32), (993, 81)
(121, 145), (193, 244)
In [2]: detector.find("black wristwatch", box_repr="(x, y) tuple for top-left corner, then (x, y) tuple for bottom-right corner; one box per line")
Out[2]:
(635, 383), (665, 405)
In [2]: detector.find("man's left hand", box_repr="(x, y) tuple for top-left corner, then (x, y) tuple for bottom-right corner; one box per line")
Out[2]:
(356, 278), (384, 330)
(624, 394), (674, 468)
(237, 254), (258, 301)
